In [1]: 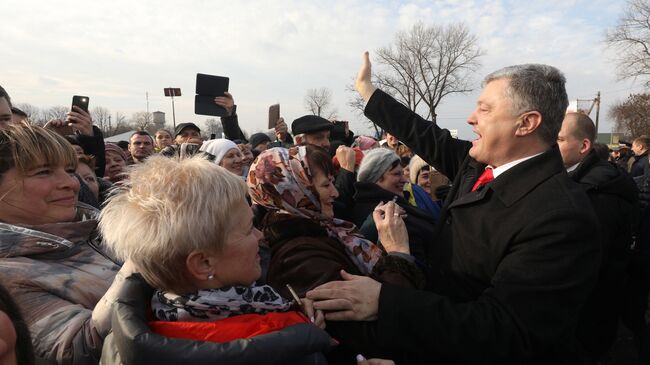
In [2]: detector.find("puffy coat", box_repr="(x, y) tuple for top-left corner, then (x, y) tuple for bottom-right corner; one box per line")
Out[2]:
(100, 274), (331, 365)
(0, 204), (121, 365)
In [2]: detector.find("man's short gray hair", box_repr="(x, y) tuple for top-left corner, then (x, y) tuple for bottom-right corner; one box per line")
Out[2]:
(484, 64), (568, 146)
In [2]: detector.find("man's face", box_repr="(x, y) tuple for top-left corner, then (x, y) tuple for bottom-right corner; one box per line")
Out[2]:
(385, 133), (399, 148)
(304, 130), (330, 149)
(175, 128), (202, 145)
(0, 98), (12, 129)
(129, 134), (154, 161)
(557, 116), (587, 168)
(632, 142), (647, 156)
(467, 78), (522, 167)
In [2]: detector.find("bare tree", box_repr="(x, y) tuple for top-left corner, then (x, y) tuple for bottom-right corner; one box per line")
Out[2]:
(374, 22), (482, 122)
(204, 118), (224, 138)
(108, 112), (130, 137)
(45, 106), (69, 121)
(609, 93), (650, 138)
(606, 0), (650, 85)
(13, 103), (43, 125)
(304, 87), (338, 119)
(130, 111), (154, 132)
(345, 83), (382, 138)
(91, 106), (111, 134)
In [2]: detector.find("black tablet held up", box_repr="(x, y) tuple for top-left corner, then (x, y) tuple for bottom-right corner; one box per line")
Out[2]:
(194, 73), (229, 117)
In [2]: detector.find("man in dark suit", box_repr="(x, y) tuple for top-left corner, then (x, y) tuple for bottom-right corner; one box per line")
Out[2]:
(307, 52), (601, 364)
(558, 112), (639, 362)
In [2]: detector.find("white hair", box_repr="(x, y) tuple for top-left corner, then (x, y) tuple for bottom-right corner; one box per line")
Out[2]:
(99, 155), (247, 293)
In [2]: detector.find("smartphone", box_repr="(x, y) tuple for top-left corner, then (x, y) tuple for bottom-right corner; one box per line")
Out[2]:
(268, 104), (280, 129)
(72, 95), (90, 113)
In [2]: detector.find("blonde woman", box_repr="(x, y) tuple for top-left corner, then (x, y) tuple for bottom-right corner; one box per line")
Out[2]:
(99, 155), (331, 364)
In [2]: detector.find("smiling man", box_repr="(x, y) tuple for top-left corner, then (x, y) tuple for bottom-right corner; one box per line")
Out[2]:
(307, 52), (601, 364)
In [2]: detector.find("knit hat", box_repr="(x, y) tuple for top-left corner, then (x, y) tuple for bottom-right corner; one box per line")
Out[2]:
(357, 148), (400, 183)
(200, 139), (239, 165)
(355, 135), (379, 151)
(408, 155), (430, 184)
(105, 143), (127, 162)
(249, 133), (272, 149)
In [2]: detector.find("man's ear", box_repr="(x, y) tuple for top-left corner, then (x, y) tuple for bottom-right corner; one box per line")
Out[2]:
(580, 138), (592, 155)
(294, 135), (304, 145)
(514, 111), (543, 137)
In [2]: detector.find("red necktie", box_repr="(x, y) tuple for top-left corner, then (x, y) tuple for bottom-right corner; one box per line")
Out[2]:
(471, 167), (494, 192)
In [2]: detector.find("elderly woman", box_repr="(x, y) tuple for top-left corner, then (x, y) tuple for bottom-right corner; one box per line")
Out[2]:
(248, 146), (424, 363)
(408, 155), (450, 204)
(99, 155), (331, 364)
(200, 138), (244, 176)
(352, 148), (437, 266)
(104, 143), (127, 183)
(0, 124), (134, 365)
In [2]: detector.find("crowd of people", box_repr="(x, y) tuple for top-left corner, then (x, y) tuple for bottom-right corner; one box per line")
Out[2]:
(0, 51), (649, 365)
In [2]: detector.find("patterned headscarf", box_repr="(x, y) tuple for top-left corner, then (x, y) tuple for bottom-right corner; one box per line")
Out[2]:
(248, 147), (383, 274)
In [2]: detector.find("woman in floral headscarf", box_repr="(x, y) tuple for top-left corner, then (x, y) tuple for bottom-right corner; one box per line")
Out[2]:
(248, 146), (424, 364)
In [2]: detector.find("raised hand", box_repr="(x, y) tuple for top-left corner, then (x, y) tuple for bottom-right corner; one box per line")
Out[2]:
(214, 92), (235, 116)
(355, 51), (378, 102)
(66, 106), (94, 136)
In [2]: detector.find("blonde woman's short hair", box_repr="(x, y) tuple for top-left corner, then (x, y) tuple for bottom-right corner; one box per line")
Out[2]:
(99, 155), (248, 294)
(0, 123), (77, 178)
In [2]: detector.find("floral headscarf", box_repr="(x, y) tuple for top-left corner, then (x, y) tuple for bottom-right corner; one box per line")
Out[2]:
(248, 147), (383, 274)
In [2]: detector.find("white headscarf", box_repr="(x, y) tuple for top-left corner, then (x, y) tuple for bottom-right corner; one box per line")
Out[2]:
(199, 139), (239, 165)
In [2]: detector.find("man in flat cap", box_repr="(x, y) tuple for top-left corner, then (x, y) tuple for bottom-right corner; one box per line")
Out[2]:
(291, 115), (334, 150)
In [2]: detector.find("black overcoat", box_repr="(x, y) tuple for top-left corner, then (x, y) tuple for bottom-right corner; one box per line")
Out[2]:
(364, 90), (601, 364)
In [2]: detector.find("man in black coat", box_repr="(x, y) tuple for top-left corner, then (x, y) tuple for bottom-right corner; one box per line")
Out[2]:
(307, 53), (601, 364)
(630, 136), (650, 178)
(557, 112), (639, 361)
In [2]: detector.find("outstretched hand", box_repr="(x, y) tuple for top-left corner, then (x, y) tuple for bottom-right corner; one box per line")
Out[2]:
(306, 270), (381, 321)
(355, 51), (377, 103)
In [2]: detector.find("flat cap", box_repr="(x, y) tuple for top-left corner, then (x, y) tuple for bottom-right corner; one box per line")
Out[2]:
(291, 115), (333, 136)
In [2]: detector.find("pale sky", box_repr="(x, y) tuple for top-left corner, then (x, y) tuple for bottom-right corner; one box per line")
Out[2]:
(0, 0), (640, 140)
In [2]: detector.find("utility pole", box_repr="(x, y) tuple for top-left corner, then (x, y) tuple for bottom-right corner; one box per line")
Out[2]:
(594, 91), (601, 134)
(164, 88), (181, 130)
(146, 92), (150, 114)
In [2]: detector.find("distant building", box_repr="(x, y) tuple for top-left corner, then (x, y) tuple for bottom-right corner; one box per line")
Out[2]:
(596, 132), (628, 145)
(153, 111), (166, 129)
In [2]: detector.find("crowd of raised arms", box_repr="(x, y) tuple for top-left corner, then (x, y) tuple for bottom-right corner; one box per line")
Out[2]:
(0, 52), (649, 365)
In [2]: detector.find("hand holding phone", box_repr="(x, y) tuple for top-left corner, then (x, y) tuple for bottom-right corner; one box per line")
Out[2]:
(67, 96), (94, 136)
(275, 117), (288, 141)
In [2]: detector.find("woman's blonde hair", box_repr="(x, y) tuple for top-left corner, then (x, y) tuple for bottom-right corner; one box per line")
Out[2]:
(0, 123), (77, 179)
(99, 155), (247, 294)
